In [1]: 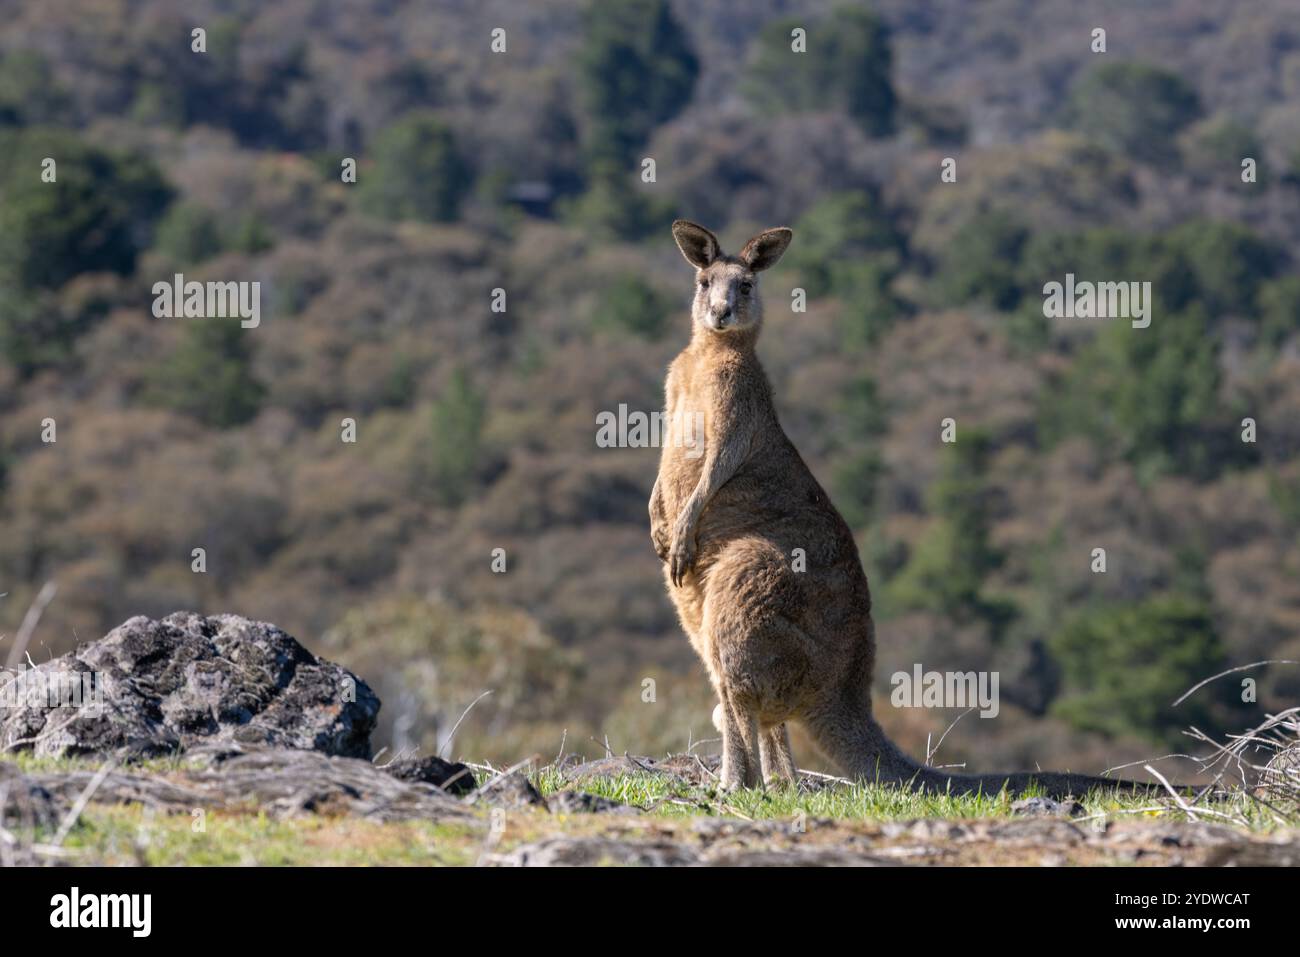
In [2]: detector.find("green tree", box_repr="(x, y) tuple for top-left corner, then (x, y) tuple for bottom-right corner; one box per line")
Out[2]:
(744, 6), (896, 137)
(0, 51), (72, 127)
(153, 202), (226, 266)
(1049, 594), (1230, 746)
(359, 113), (469, 223)
(787, 190), (906, 346)
(428, 368), (487, 506)
(788, 190), (904, 298)
(885, 431), (1014, 631)
(828, 374), (888, 529)
(0, 129), (171, 290)
(1258, 276), (1300, 349)
(130, 18), (324, 150)
(577, 0), (698, 167)
(0, 285), (114, 377)
(1183, 118), (1266, 186)
(1009, 222), (1267, 357)
(936, 209), (1029, 310)
(562, 161), (676, 240)
(1041, 305), (1222, 478)
(147, 319), (265, 428)
(1064, 62), (1201, 164)
(1018, 227), (1196, 317)
(592, 274), (671, 339)
(1165, 220), (1282, 318)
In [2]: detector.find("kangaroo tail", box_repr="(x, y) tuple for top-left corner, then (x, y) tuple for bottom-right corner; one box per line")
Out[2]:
(807, 708), (1193, 799)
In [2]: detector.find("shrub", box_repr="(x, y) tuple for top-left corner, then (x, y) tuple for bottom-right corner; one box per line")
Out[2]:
(359, 113), (469, 223)
(827, 374), (888, 529)
(1258, 276), (1300, 349)
(885, 431), (1014, 632)
(1050, 594), (1231, 746)
(0, 129), (171, 290)
(788, 190), (904, 298)
(427, 368), (487, 506)
(0, 51), (72, 127)
(744, 6), (896, 138)
(561, 162), (676, 240)
(153, 202), (226, 266)
(577, 0), (698, 167)
(935, 210), (1029, 310)
(146, 319), (265, 428)
(1040, 304), (1223, 478)
(592, 274), (672, 339)
(1064, 62), (1201, 164)
(786, 191), (906, 345)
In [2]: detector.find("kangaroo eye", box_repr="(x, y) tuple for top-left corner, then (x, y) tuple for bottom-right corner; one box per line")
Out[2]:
(740, 282), (753, 294)
(698, 278), (709, 289)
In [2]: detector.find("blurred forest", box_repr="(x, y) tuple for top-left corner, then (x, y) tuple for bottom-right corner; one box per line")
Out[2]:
(1, 0), (1299, 773)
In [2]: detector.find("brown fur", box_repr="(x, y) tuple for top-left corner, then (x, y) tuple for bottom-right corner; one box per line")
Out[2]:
(651, 220), (1181, 798)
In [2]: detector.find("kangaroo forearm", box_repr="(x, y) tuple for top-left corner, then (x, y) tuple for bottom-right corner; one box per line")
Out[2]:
(649, 476), (670, 556)
(674, 432), (750, 530)
(648, 472), (664, 523)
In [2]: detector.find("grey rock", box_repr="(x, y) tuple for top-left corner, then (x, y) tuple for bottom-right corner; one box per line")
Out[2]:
(563, 753), (719, 786)
(881, 818), (974, 841)
(476, 770), (548, 810)
(1112, 820), (1243, 848)
(1204, 839), (1300, 867)
(384, 755), (476, 796)
(487, 837), (698, 867)
(487, 833), (898, 866)
(703, 846), (900, 866)
(550, 789), (640, 814)
(1011, 796), (1085, 818)
(982, 818), (1087, 845)
(0, 760), (65, 831)
(0, 612), (379, 760)
(25, 747), (476, 824)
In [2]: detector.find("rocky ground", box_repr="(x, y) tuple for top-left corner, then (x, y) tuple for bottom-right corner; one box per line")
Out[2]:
(2, 613), (1297, 866)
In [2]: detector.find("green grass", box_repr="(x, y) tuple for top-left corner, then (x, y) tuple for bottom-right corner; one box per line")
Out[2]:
(8, 751), (186, 774)
(527, 766), (1288, 831)
(58, 806), (482, 866)
(533, 766), (1028, 819)
(536, 768), (1114, 821)
(4, 754), (1288, 865)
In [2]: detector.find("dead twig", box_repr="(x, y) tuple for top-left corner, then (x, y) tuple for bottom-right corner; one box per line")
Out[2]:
(52, 758), (118, 846)
(438, 690), (492, 759)
(1172, 660), (1299, 707)
(5, 581), (57, 670)
(926, 708), (975, 766)
(624, 753), (657, 774)
(1143, 764), (1244, 826)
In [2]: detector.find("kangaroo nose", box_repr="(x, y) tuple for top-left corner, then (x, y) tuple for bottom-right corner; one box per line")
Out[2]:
(714, 306), (732, 325)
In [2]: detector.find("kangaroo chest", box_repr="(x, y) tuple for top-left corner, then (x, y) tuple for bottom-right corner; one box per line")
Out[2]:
(660, 360), (733, 500)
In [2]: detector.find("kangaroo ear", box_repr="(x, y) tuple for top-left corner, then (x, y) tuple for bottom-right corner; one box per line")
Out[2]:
(740, 227), (793, 272)
(672, 220), (721, 269)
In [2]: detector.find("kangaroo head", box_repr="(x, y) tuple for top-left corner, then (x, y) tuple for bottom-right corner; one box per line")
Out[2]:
(672, 220), (792, 337)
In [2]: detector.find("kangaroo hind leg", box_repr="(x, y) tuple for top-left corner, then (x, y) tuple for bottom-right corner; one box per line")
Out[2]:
(716, 692), (762, 791)
(760, 723), (797, 785)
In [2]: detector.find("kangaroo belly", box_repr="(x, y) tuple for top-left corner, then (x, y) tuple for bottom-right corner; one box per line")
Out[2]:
(696, 465), (851, 566)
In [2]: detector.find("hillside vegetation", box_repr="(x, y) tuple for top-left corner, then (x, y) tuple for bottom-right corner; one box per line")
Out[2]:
(1, 0), (1299, 775)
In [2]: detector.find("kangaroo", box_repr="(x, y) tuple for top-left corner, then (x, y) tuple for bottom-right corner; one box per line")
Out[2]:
(650, 219), (1179, 798)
